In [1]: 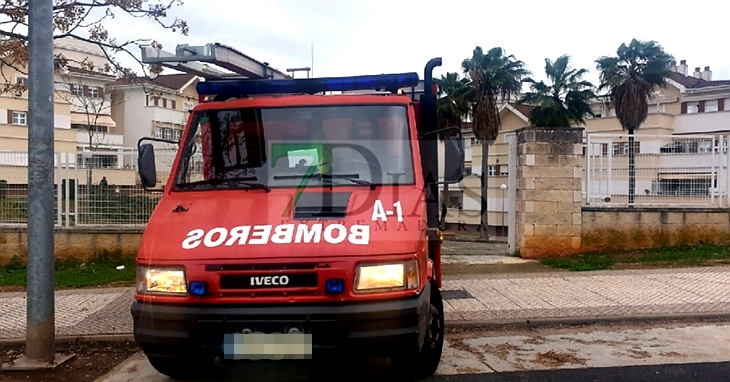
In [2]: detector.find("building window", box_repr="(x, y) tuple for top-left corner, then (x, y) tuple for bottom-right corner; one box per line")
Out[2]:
(173, 129), (181, 140)
(155, 127), (163, 138)
(72, 85), (83, 96)
(686, 102), (700, 114)
(147, 95), (161, 107)
(500, 167), (509, 176)
(164, 128), (172, 140)
(705, 100), (719, 113)
(487, 165), (496, 176)
(16, 76), (27, 85)
(12, 111), (27, 125)
(445, 190), (463, 209)
(183, 102), (194, 112)
(88, 87), (99, 98)
(699, 140), (713, 153)
(612, 142), (640, 156)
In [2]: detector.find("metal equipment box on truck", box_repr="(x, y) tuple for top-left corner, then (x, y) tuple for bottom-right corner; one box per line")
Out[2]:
(130, 43), (465, 380)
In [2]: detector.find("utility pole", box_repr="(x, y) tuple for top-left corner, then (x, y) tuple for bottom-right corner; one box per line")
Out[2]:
(4, 0), (73, 370)
(26, 0), (56, 365)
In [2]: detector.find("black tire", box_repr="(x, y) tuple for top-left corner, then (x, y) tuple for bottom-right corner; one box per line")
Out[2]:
(146, 354), (215, 380)
(391, 284), (444, 381)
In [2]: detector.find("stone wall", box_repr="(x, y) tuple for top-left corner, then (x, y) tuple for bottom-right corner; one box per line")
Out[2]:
(0, 227), (142, 265)
(515, 127), (584, 258)
(582, 207), (730, 252)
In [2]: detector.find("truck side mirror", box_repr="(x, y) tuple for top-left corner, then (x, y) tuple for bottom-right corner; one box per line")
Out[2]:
(138, 143), (157, 188)
(444, 136), (465, 184)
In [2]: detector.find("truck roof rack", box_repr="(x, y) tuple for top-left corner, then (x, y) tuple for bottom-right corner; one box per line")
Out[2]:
(140, 42), (290, 80)
(195, 72), (420, 100)
(140, 42), (423, 101)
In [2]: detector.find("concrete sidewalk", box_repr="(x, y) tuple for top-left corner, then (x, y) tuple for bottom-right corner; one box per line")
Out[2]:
(2, 266), (730, 341)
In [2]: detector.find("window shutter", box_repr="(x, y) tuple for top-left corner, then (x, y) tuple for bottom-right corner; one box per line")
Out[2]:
(681, 102), (687, 114)
(172, 100), (176, 109)
(720, 99), (725, 112)
(7, 109), (12, 123)
(83, 85), (89, 96)
(99, 87), (104, 99)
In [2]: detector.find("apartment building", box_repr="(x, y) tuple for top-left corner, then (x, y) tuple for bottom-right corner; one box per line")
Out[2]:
(440, 60), (730, 233)
(0, 37), (123, 156)
(106, 73), (200, 151)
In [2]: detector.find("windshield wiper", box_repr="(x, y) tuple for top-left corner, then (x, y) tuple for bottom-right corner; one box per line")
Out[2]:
(320, 174), (375, 189)
(274, 173), (375, 190)
(181, 177), (271, 192)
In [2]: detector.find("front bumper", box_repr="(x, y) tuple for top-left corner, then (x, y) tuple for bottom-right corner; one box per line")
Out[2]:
(131, 283), (431, 359)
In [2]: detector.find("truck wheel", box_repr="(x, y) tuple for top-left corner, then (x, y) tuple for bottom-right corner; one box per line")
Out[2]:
(391, 284), (444, 380)
(146, 354), (215, 380)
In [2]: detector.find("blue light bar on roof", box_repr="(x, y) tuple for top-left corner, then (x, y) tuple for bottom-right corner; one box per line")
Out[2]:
(196, 72), (420, 97)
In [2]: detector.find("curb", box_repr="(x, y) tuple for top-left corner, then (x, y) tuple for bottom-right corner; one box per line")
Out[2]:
(445, 312), (730, 332)
(3, 313), (730, 346)
(0, 334), (136, 347)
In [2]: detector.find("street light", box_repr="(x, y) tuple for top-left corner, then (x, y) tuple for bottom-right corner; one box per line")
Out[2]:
(82, 149), (93, 194)
(500, 184), (507, 238)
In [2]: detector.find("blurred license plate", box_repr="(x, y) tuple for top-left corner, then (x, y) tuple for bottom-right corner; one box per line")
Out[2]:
(223, 332), (313, 360)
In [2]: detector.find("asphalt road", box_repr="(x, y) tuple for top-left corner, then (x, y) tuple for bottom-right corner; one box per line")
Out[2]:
(98, 321), (730, 382)
(426, 362), (730, 382)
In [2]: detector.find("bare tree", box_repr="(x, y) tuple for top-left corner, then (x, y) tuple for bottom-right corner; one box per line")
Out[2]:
(56, 69), (130, 152)
(0, 0), (189, 94)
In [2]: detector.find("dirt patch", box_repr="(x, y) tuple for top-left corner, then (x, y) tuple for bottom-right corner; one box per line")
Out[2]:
(455, 366), (482, 374)
(659, 351), (686, 358)
(522, 336), (547, 345)
(483, 343), (525, 362)
(0, 286), (25, 293)
(627, 348), (652, 359)
(559, 337), (623, 347)
(611, 348), (653, 360)
(448, 339), (498, 372)
(533, 350), (587, 367)
(0, 340), (140, 382)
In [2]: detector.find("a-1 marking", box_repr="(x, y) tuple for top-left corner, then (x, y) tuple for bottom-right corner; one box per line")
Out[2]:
(371, 200), (403, 222)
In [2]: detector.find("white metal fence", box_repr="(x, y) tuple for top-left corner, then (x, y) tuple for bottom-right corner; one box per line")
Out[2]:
(586, 133), (730, 208)
(0, 148), (178, 227)
(3, 134), (728, 227)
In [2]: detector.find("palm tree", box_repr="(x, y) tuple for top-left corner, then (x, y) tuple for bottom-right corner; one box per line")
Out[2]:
(595, 39), (674, 205)
(462, 46), (529, 240)
(435, 72), (472, 229)
(519, 54), (596, 127)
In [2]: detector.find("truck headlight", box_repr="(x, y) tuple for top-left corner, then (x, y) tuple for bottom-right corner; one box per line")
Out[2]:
(354, 260), (419, 292)
(137, 266), (187, 295)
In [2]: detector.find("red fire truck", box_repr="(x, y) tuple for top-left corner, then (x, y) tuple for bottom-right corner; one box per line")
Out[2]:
(131, 44), (464, 380)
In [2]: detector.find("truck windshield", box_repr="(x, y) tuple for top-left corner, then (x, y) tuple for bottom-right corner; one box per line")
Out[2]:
(173, 104), (415, 190)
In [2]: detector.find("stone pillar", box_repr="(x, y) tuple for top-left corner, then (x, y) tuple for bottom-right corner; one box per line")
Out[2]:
(515, 127), (584, 258)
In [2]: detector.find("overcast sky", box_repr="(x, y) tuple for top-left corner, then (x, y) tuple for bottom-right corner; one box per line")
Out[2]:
(103, 0), (728, 87)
